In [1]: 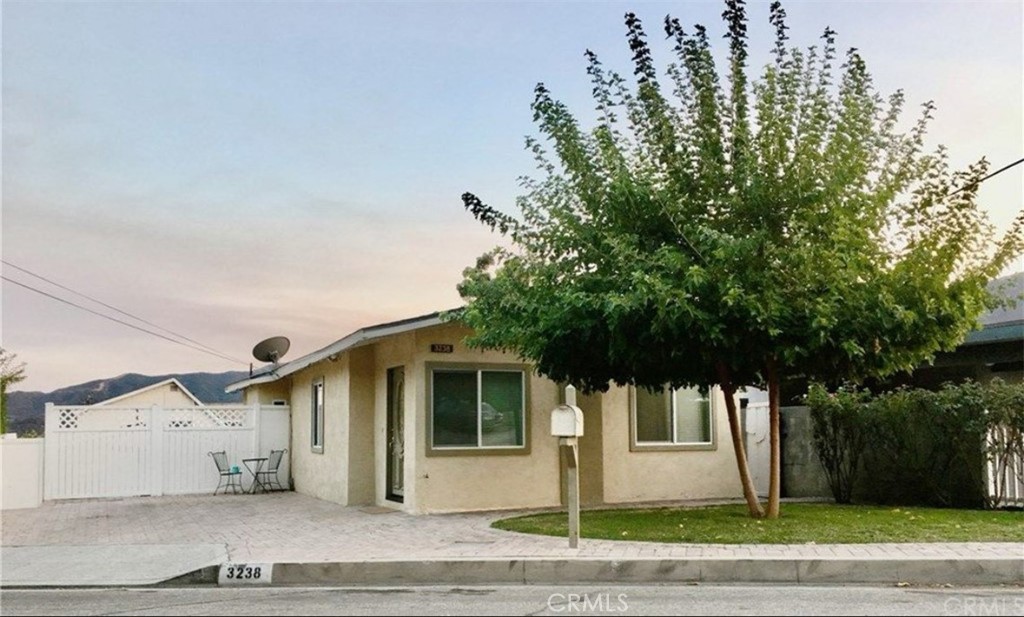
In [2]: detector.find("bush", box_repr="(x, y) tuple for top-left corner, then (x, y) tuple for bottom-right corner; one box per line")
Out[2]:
(806, 383), (870, 504)
(860, 383), (988, 508)
(808, 380), (1024, 509)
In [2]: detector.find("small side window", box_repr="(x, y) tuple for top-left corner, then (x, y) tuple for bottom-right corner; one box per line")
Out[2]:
(311, 379), (324, 453)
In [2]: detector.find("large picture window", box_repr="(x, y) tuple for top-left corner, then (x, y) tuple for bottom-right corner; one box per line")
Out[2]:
(633, 386), (713, 448)
(311, 379), (324, 453)
(431, 368), (525, 450)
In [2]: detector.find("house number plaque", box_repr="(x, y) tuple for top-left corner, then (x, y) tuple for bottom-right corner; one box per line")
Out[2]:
(219, 562), (273, 585)
(430, 344), (454, 353)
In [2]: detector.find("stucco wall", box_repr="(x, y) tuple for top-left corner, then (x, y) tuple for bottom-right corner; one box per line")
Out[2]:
(601, 386), (743, 503)
(288, 359), (348, 505)
(244, 381), (291, 406)
(347, 345), (376, 505)
(99, 384), (198, 408)
(573, 390), (605, 506)
(372, 331), (419, 509)
(779, 406), (832, 499)
(241, 320), (747, 513)
(411, 323), (562, 514)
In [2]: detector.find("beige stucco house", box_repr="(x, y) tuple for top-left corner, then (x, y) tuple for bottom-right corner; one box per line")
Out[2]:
(94, 378), (203, 408)
(226, 313), (745, 514)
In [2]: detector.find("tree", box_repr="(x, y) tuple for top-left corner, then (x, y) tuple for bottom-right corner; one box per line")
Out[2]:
(456, 1), (1023, 518)
(0, 349), (27, 435)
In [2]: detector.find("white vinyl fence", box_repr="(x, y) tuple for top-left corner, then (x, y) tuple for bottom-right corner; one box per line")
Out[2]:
(1, 436), (45, 509)
(44, 403), (289, 500)
(986, 425), (1024, 508)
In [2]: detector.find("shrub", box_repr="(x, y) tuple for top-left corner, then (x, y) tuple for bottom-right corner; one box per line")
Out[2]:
(808, 380), (1022, 509)
(806, 383), (870, 504)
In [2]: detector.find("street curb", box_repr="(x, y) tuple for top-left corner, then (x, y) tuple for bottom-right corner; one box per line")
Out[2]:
(208, 557), (1024, 587)
(162, 566), (220, 586)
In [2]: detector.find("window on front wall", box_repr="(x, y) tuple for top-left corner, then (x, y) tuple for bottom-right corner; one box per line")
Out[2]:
(634, 386), (713, 447)
(311, 379), (324, 453)
(431, 369), (525, 449)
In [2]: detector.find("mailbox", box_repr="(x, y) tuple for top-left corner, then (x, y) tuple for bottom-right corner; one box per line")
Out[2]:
(550, 404), (584, 437)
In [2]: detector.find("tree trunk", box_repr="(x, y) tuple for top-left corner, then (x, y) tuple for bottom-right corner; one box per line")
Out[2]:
(717, 362), (765, 519)
(765, 358), (782, 519)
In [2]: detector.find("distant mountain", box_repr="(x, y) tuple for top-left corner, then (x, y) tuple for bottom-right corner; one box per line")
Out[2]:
(6, 371), (248, 435)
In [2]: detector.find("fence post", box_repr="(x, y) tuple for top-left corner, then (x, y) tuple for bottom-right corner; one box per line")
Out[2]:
(151, 405), (165, 496)
(43, 403), (56, 500)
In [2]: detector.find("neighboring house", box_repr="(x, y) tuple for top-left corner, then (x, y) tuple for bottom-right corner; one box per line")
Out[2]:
(227, 314), (746, 514)
(67, 378), (208, 432)
(92, 378), (203, 408)
(883, 272), (1023, 389)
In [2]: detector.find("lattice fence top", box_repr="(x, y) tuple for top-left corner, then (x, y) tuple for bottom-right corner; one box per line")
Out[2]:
(165, 407), (251, 430)
(48, 405), (261, 431)
(51, 407), (149, 431)
(57, 408), (81, 430)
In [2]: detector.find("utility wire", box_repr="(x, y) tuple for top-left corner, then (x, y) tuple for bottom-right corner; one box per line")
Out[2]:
(1, 276), (248, 366)
(1, 260), (247, 363)
(947, 156), (1024, 198)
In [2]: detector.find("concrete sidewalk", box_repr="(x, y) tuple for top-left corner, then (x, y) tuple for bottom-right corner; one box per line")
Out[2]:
(2, 493), (1021, 587)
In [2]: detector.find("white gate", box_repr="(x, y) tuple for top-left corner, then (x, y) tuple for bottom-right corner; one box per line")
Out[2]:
(44, 403), (290, 500)
(744, 402), (771, 497)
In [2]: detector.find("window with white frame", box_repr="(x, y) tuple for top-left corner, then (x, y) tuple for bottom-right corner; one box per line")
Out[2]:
(633, 386), (713, 447)
(430, 368), (525, 449)
(311, 379), (324, 453)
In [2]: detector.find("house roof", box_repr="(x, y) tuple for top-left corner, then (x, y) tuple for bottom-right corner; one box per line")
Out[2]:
(94, 377), (203, 406)
(225, 310), (451, 393)
(226, 273), (1022, 394)
(963, 272), (1024, 346)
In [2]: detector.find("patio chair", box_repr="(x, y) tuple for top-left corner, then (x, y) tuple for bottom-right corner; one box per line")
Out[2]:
(255, 449), (288, 492)
(209, 451), (242, 495)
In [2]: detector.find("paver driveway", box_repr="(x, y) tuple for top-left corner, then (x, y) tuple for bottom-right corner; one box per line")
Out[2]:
(1, 492), (1015, 563)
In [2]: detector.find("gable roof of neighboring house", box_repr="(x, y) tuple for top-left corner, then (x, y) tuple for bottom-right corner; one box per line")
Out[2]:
(226, 311), (451, 393)
(93, 377), (203, 406)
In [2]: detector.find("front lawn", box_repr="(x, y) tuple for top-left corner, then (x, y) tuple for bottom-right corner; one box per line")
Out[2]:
(493, 503), (1024, 544)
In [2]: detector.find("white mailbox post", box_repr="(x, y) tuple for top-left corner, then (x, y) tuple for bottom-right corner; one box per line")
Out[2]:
(551, 385), (584, 548)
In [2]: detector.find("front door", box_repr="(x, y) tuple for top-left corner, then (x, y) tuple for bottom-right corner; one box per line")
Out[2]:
(386, 367), (405, 502)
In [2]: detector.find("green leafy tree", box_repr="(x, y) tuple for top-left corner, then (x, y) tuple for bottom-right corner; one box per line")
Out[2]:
(0, 349), (27, 434)
(456, 1), (1023, 518)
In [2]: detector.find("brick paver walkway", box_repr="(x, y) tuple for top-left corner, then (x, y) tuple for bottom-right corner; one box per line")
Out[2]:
(2, 493), (1018, 563)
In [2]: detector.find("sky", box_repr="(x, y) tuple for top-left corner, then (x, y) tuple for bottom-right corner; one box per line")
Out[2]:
(2, 1), (1021, 392)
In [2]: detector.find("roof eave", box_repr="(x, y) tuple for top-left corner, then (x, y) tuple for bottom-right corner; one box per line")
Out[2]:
(224, 312), (449, 393)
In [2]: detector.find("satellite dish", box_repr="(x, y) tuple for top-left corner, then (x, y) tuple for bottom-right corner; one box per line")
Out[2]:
(253, 336), (290, 364)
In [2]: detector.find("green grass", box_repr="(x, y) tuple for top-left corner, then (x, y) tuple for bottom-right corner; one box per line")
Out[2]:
(492, 503), (1024, 544)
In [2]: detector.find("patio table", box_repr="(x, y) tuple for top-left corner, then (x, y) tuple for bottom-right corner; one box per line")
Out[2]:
(242, 457), (268, 494)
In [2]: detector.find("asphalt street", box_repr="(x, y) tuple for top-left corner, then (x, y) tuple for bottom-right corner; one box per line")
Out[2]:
(3, 584), (1023, 616)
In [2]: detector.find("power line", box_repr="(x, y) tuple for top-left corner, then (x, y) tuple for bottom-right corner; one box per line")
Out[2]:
(1, 260), (247, 363)
(1, 276), (248, 366)
(947, 156), (1024, 198)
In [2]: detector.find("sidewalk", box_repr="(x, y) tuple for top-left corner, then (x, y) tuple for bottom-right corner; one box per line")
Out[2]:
(2, 493), (1021, 586)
